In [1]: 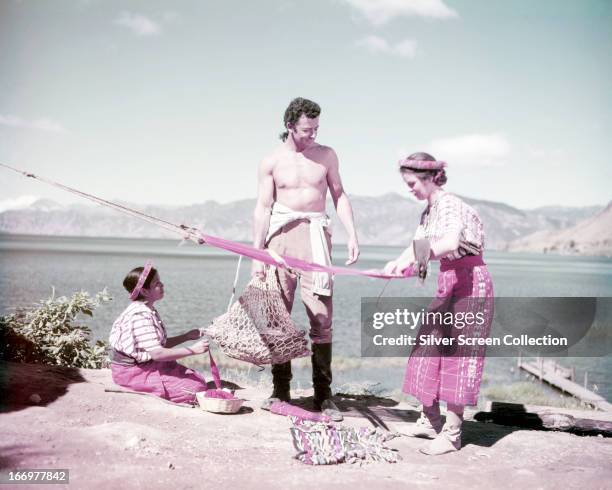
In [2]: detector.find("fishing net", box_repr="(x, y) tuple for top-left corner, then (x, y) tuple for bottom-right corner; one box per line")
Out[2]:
(204, 267), (310, 366)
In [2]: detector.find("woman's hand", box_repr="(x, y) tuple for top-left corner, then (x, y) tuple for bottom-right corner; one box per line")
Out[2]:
(189, 339), (210, 355)
(384, 260), (399, 275)
(384, 258), (413, 276)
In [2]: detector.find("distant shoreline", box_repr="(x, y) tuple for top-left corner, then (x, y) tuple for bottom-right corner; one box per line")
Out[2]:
(2, 232), (612, 259)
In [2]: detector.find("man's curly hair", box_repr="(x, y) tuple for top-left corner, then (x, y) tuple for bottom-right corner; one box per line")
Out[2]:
(280, 97), (321, 141)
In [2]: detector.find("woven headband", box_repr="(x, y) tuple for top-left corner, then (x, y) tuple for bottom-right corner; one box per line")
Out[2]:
(129, 261), (154, 300)
(398, 158), (447, 170)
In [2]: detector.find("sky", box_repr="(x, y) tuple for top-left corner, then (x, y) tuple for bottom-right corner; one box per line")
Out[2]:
(0, 0), (611, 211)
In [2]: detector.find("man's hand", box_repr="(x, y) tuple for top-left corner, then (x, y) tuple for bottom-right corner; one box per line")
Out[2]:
(189, 339), (210, 355)
(345, 235), (360, 265)
(251, 260), (266, 280)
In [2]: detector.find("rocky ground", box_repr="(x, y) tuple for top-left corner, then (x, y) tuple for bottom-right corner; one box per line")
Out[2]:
(1, 361), (611, 490)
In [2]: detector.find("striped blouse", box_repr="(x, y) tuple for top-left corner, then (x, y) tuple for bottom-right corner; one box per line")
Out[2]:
(109, 302), (167, 363)
(413, 192), (484, 260)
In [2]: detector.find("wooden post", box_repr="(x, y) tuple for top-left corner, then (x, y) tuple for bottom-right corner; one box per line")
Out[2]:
(584, 371), (588, 389)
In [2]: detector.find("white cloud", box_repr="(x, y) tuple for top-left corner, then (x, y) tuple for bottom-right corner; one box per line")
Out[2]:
(393, 39), (418, 57)
(114, 11), (161, 36)
(0, 114), (68, 133)
(341, 0), (458, 25)
(426, 133), (511, 166)
(0, 195), (38, 213)
(355, 35), (417, 58)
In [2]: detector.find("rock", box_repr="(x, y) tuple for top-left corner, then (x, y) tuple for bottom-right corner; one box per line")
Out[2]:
(125, 436), (140, 449)
(167, 462), (175, 470)
(29, 393), (42, 404)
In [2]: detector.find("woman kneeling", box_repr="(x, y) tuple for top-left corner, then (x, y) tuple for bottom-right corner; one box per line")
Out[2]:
(109, 262), (209, 404)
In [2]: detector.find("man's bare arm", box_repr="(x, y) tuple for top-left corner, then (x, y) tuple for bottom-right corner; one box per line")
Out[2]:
(326, 148), (360, 265)
(252, 156), (275, 277)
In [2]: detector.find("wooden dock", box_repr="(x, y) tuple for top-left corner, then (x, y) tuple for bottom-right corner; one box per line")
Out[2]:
(518, 357), (612, 412)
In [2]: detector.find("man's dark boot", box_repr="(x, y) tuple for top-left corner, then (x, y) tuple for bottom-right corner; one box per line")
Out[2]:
(311, 343), (342, 421)
(261, 361), (292, 409)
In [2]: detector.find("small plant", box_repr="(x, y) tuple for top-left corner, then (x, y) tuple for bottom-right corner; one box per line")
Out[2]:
(0, 289), (112, 369)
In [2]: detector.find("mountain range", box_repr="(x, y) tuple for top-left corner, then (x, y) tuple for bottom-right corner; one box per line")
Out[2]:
(503, 202), (612, 256)
(0, 194), (609, 255)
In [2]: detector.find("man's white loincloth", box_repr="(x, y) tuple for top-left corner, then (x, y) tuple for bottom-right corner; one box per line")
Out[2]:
(265, 202), (332, 296)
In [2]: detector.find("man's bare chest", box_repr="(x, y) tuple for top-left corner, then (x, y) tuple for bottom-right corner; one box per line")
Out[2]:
(273, 155), (328, 189)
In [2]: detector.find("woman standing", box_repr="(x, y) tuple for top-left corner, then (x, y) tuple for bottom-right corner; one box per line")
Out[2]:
(384, 152), (494, 455)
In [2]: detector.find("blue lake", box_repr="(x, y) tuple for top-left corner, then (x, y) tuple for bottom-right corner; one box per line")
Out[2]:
(1, 234), (611, 403)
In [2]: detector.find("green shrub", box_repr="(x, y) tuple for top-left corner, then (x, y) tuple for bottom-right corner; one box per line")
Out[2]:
(0, 289), (112, 369)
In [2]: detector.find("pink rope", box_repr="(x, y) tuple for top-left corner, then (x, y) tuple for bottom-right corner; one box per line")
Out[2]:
(200, 233), (415, 279)
(208, 350), (221, 390)
(0, 162), (415, 280)
(203, 350), (239, 399)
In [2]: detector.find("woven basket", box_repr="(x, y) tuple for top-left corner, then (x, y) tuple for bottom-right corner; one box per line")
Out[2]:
(196, 391), (244, 414)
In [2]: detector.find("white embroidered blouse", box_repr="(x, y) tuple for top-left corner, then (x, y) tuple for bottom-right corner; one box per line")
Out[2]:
(413, 192), (484, 260)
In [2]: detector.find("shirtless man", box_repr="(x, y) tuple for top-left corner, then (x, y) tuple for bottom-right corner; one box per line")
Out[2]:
(252, 97), (359, 421)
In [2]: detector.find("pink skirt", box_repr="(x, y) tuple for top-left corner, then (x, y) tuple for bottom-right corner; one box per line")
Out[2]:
(111, 360), (207, 404)
(402, 255), (494, 407)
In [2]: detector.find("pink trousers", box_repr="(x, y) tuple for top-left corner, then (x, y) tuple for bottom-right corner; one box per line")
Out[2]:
(111, 360), (207, 404)
(403, 255), (494, 407)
